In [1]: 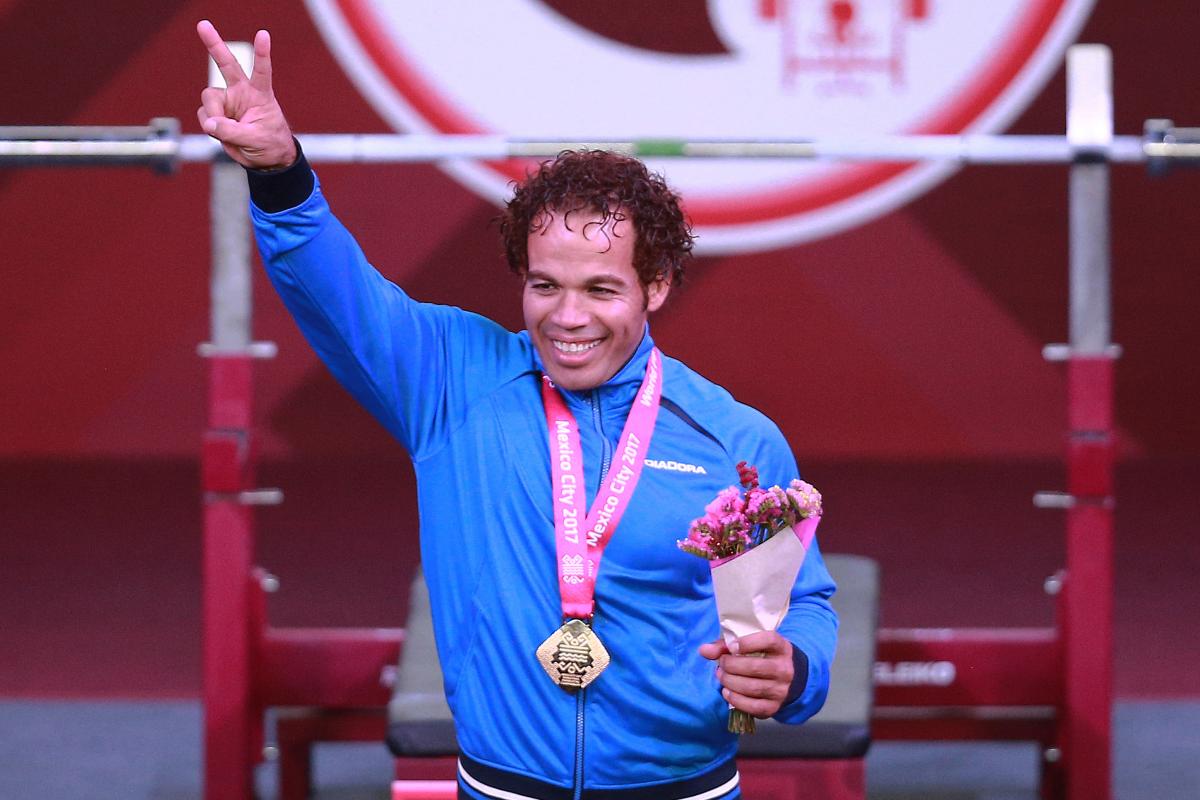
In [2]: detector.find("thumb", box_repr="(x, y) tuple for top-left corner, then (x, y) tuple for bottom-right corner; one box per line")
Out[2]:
(202, 115), (247, 142)
(204, 116), (267, 154)
(698, 639), (730, 661)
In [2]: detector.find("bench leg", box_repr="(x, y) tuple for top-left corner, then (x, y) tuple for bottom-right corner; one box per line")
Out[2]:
(278, 734), (313, 800)
(1040, 747), (1066, 800)
(275, 709), (388, 800)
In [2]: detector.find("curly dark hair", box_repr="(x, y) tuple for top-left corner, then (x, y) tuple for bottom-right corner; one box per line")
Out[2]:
(499, 150), (694, 290)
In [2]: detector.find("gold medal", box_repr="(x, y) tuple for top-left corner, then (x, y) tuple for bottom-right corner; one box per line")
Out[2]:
(536, 618), (611, 692)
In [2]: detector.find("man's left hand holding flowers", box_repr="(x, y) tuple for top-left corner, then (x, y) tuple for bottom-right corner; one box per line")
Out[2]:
(699, 631), (796, 718)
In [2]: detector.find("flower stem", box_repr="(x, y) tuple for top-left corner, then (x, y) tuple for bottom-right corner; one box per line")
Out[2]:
(727, 708), (756, 735)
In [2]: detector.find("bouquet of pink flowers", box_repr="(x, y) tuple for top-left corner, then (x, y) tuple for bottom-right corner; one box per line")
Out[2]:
(678, 461), (823, 734)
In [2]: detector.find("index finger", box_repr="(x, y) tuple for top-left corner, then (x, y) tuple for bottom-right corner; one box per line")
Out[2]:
(197, 19), (248, 86)
(734, 631), (791, 657)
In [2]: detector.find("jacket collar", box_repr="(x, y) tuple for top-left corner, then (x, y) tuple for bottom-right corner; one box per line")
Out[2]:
(534, 325), (656, 417)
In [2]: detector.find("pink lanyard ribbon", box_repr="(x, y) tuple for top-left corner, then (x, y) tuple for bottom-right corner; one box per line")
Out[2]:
(542, 348), (663, 620)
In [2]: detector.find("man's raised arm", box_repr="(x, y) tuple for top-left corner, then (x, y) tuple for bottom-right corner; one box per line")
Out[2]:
(196, 20), (297, 170)
(192, 21), (527, 460)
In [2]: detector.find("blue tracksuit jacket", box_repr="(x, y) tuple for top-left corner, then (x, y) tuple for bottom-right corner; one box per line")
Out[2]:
(249, 167), (838, 796)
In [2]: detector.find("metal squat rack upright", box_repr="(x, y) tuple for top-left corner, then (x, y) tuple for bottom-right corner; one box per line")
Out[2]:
(5, 42), (1200, 800)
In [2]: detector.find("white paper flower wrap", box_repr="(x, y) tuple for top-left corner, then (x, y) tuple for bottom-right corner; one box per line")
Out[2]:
(709, 515), (820, 647)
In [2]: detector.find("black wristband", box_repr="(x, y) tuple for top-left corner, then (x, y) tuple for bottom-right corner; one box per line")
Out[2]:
(246, 138), (314, 213)
(782, 645), (810, 707)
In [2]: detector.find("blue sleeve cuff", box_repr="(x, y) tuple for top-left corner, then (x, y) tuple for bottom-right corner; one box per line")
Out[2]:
(782, 644), (810, 706)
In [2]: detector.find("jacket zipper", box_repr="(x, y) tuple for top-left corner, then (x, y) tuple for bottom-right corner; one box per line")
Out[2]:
(572, 690), (586, 800)
(571, 390), (612, 800)
(591, 388), (614, 484)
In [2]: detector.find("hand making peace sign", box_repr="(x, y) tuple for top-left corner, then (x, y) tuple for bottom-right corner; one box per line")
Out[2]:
(195, 20), (297, 170)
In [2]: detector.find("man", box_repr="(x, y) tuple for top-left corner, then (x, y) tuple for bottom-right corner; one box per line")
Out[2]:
(197, 20), (837, 800)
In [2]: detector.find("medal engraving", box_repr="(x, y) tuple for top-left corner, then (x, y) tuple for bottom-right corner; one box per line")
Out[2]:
(536, 619), (610, 692)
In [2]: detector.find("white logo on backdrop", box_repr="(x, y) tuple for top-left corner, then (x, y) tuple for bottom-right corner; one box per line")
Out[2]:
(306, 0), (1095, 253)
(874, 660), (957, 687)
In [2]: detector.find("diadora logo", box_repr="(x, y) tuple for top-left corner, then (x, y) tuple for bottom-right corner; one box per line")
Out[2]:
(644, 459), (709, 475)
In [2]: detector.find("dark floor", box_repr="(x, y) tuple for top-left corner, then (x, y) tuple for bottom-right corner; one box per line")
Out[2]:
(1, 700), (1196, 799)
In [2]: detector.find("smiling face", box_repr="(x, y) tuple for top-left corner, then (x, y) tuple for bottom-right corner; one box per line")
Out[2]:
(524, 209), (670, 392)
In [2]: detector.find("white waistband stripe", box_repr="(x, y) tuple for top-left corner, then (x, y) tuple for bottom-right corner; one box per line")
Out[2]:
(684, 772), (740, 800)
(457, 760), (740, 800)
(458, 760), (544, 800)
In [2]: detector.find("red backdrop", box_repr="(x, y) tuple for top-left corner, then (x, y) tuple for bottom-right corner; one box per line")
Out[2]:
(2, 0), (1199, 462)
(2, 1), (1199, 701)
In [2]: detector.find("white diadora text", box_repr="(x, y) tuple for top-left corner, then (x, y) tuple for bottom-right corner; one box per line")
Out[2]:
(643, 458), (708, 475)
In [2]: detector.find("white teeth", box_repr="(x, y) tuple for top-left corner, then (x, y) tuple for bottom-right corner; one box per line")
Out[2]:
(553, 340), (599, 354)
